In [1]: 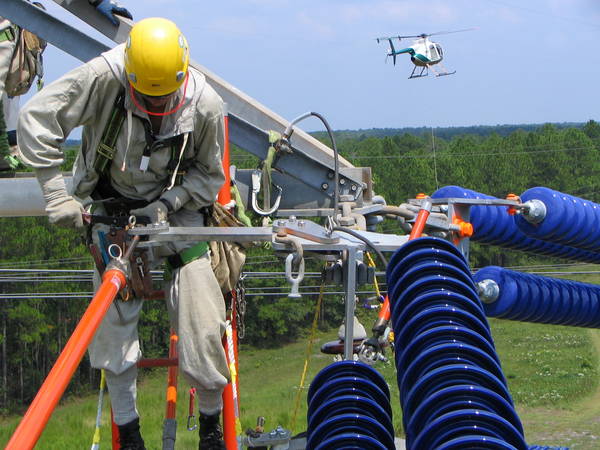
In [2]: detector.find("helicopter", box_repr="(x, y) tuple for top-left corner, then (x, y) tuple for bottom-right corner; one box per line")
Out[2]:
(376, 29), (475, 79)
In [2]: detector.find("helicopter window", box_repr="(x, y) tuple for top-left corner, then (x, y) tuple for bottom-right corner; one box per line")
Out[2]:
(436, 44), (443, 56)
(429, 45), (439, 60)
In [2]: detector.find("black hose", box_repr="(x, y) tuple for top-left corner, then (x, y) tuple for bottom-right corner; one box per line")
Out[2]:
(284, 111), (340, 225)
(331, 226), (388, 268)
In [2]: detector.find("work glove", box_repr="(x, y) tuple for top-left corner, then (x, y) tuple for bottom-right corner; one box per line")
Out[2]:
(130, 200), (169, 224)
(90, 0), (133, 26)
(46, 197), (85, 229)
(36, 167), (85, 229)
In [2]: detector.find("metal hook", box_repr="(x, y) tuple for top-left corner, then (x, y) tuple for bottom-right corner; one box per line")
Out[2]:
(251, 169), (282, 216)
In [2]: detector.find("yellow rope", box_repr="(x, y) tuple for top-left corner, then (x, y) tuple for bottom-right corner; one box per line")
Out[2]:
(366, 252), (394, 346)
(290, 280), (325, 432)
(90, 369), (106, 450)
(365, 252), (382, 298)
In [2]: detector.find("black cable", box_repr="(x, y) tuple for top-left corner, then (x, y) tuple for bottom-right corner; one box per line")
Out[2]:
(306, 112), (339, 225)
(331, 226), (388, 268)
(284, 111), (340, 225)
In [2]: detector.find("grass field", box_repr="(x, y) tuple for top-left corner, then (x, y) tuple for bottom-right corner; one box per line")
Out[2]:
(1, 320), (600, 449)
(2, 269), (600, 448)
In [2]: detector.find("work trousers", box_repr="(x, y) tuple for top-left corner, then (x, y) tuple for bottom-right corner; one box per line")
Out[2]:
(88, 207), (230, 425)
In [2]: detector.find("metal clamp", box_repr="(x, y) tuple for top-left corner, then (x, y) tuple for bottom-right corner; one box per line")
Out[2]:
(285, 253), (305, 299)
(251, 169), (282, 216)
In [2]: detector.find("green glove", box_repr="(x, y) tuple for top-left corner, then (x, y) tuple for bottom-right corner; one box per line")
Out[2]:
(130, 200), (168, 224)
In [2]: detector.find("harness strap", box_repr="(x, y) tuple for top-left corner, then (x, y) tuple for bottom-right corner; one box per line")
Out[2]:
(165, 241), (209, 276)
(94, 90), (126, 175)
(0, 27), (15, 43)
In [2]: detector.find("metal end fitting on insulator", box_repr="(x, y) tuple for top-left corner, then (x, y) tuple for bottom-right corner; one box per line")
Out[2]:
(477, 279), (500, 304)
(522, 199), (547, 224)
(452, 218), (474, 238)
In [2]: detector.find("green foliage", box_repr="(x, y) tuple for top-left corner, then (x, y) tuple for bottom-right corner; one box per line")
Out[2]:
(2, 120), (600, 416)
(312, 121), (590, 141)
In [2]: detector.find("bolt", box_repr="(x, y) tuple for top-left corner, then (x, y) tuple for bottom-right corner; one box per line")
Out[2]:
(321, 182), (329, 190)
(298, 220), (305, 227)
(339, 178), (346, 185)
(350, 184), (357, 191)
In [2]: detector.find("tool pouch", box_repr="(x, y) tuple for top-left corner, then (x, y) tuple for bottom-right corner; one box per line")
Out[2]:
(206, 202), (250, 294)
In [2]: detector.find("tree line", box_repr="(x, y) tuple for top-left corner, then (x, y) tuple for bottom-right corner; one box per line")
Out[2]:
(0, 120), (599, 413)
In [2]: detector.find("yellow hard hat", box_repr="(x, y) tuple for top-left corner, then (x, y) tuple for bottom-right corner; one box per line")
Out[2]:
(124, 18), (189, 96)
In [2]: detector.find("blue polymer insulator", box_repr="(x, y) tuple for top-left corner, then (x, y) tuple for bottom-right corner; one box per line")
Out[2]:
(431, 186), (600, 263)
(305, 361), (393, 450)
(387, 237), (527, 449)
(474, 266), (600, 327)
(516, 187), (600, 252)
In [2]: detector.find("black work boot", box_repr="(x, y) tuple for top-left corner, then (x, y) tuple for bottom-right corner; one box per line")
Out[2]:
(118, 417), (146, 450)
(199, 413), (226, 450)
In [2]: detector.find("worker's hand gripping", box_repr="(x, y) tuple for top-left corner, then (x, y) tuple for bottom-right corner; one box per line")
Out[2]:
(36, 167), (85, 229)
(90, 0), (133, 26)
(130, 200), (169, 224)
(46, 197), (85, 229)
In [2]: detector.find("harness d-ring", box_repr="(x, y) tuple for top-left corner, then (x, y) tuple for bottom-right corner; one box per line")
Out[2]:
(107, 243), (123, 259)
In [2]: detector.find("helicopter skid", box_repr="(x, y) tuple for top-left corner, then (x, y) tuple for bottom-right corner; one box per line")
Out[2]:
(409, 65), (429, 79)
(430, 62), (456, 78)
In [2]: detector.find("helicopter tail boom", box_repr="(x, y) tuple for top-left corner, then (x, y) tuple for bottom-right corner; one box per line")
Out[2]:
(380, 38), (414, 65)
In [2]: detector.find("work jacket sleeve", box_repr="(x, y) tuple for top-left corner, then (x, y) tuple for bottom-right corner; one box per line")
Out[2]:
(17, 61), (104, 170)
(162, 106), (226, 211)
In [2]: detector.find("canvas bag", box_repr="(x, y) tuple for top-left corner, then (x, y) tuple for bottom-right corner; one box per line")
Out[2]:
(207, 202), (249, 294)
(5, 3), (47, 97)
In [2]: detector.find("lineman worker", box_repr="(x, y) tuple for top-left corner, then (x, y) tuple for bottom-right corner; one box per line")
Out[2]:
(18, 17), (229, 450)
(0, 0), (132, 171)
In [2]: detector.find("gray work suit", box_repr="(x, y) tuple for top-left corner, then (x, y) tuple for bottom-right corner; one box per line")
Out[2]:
(18, 43), (230, 424)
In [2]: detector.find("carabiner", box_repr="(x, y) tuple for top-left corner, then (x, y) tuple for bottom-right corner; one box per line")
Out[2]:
(187, 387), (197, 431)
(251, 169), (282, 216)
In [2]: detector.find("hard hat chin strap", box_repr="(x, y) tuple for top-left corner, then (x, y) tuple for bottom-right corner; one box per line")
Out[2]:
(129, 72), (189, 117)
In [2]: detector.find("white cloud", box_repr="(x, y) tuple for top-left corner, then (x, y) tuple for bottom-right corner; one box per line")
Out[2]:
(295, 11), (336, 39)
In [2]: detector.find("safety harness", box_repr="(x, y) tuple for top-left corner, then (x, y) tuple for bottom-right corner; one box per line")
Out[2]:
(90, 89), (209, 287)
(93, 89), (191, 184)
(0, 26), (16, 43)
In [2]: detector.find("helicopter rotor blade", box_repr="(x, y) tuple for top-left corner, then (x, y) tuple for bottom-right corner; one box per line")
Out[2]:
(427, 27), (478, 37)
(376, 34), (422, 41)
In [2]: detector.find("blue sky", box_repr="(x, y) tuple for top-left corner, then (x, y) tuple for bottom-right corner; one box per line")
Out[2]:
(31, 0), (600, 131)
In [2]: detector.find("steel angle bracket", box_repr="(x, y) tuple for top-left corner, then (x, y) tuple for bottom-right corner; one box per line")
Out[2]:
(130, 226), (273, 248)
(272, 218), (340, 245)
(1, 0), (111, 62)
(423, 197), (521, 208)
